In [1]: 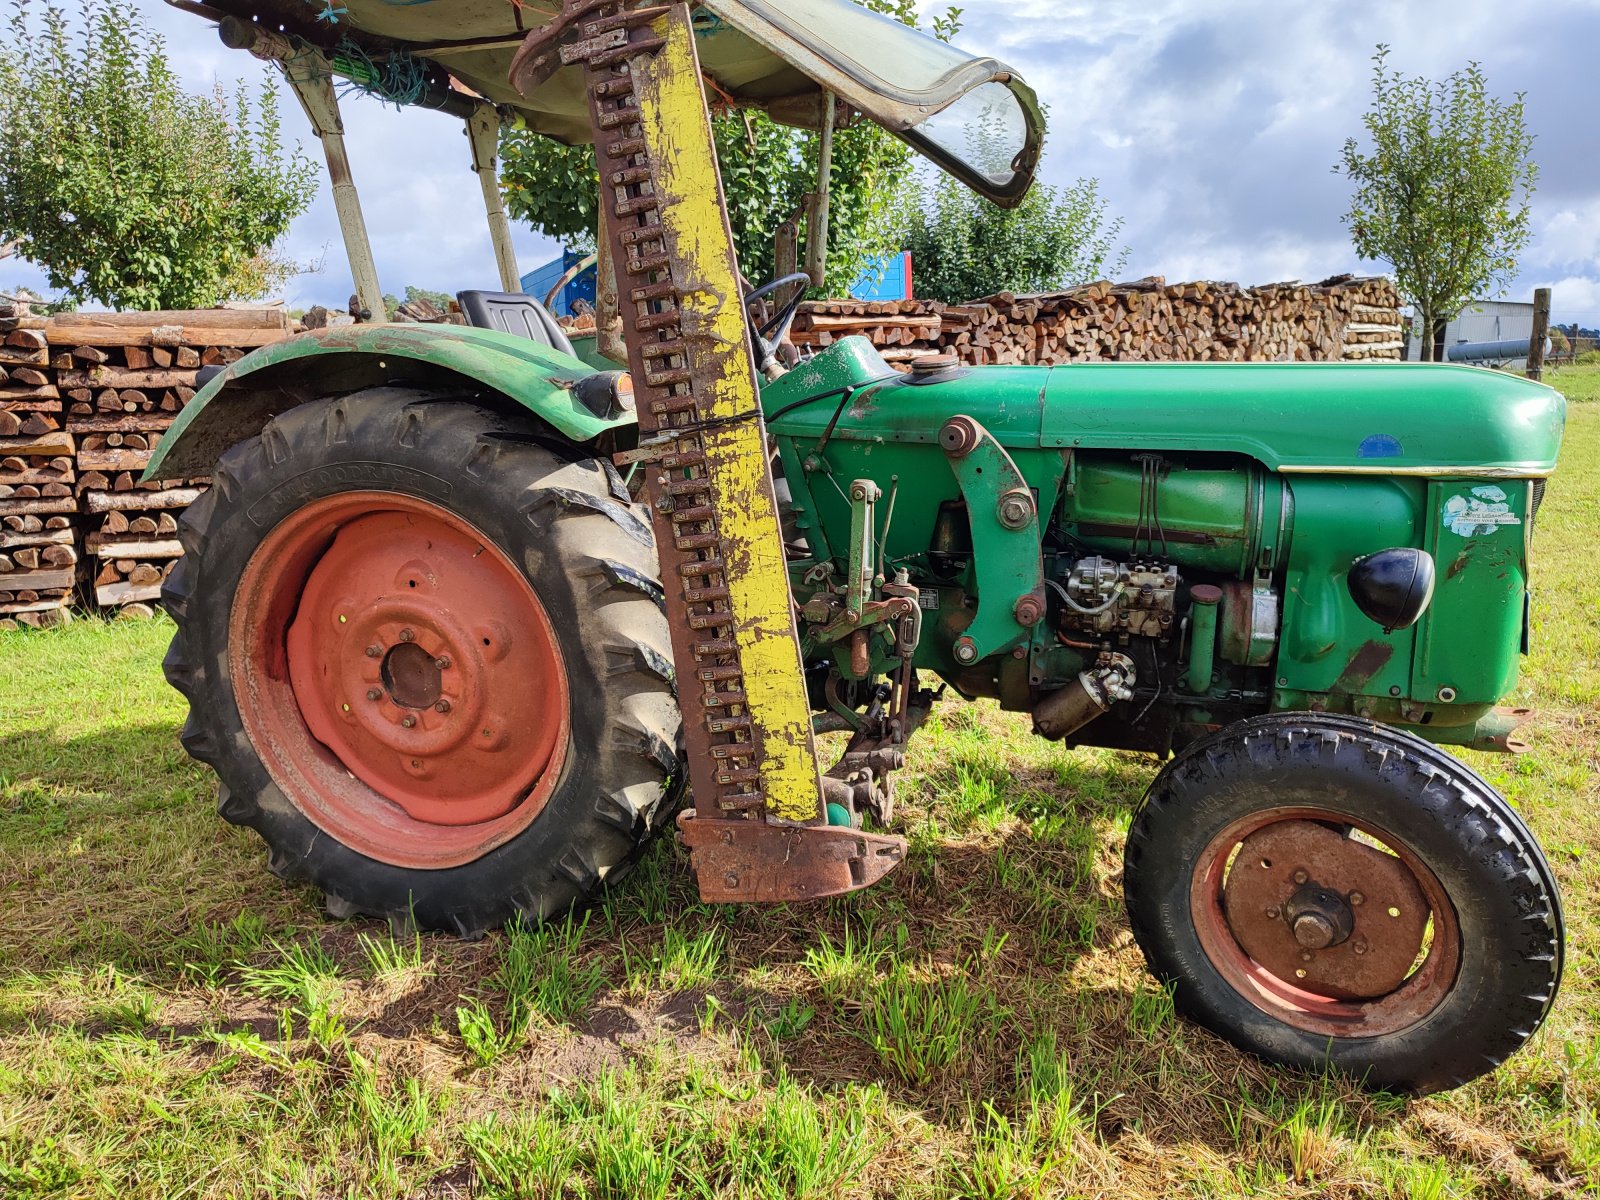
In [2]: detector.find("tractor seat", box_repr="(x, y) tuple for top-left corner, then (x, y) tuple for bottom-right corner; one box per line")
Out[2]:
(456, 290), (576, 358)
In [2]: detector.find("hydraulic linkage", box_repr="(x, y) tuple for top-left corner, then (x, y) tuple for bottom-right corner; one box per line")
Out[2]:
(511, 0), (905, 902)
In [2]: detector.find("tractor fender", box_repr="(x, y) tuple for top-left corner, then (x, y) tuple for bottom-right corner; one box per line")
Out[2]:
(142, 324), (637, 481)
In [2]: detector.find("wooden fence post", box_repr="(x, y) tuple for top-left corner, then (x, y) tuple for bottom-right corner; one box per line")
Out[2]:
(1527, 287), (1551, 381)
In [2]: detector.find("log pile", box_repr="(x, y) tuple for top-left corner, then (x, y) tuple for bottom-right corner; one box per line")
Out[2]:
(0, 305), (294, 627)
(792, 275), (1404, 366)
(0, 311), (74, 628)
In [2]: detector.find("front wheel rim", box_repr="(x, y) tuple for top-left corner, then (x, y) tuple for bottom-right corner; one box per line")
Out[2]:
(1189, 806), (1462, 1038)
(229, 490), (570, 869)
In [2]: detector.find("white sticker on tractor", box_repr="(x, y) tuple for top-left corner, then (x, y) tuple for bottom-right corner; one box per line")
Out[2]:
(1443, 485), (1521, 537)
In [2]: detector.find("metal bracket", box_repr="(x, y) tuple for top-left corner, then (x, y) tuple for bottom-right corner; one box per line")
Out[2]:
(678, 809), (903, 901)
(939, 414), (1045, 664)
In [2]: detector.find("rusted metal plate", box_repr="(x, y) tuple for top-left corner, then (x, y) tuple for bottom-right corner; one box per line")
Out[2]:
(677, 810), (904, 902)
(1221, 820), (1428, 1000)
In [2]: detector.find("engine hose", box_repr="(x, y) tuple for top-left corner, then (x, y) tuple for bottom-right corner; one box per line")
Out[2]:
(1047, 577), (1125, 616)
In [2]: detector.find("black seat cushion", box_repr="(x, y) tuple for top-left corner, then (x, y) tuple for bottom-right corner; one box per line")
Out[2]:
(456, 290), (576, 357)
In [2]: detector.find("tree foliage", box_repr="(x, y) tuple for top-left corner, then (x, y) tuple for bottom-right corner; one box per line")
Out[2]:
(0, 0), (317, 309)
(899, 170), (1127, 304)
(499, 0), (937, 295)
(1337, 45), (1537, 360)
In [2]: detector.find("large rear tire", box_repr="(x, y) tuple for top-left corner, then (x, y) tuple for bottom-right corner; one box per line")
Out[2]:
(1123, 712), (1562, 1094)
(161, 389), (681, 935)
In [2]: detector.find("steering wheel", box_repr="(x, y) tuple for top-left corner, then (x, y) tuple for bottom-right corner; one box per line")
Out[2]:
(743, 272), (811, 373)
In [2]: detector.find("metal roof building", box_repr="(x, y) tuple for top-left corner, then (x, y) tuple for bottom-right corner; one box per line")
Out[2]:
(1406, 299), (1535, 361)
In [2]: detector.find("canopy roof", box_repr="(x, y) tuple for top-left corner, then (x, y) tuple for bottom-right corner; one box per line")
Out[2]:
(178, 0), (1043, 204)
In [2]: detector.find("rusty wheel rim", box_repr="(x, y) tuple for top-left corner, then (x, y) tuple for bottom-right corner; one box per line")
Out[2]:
(229, 491), (569, 869)
(1190, 807), (1461, 1038)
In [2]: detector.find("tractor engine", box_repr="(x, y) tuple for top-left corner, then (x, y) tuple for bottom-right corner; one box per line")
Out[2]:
(767, 338), (1548, 763)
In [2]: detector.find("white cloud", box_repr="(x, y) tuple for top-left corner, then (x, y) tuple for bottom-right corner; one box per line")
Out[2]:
(4, 0), (1597, 326)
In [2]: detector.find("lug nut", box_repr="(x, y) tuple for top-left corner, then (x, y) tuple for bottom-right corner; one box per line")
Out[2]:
(1265, 905), (1280, 919)
(723, 871), (739, 888)
(435, 655), (451, 670)
(399, 628), (415, 642)
(1349, 891), (1364, 906)
(1352, 939), (1369, 955)
(434, 700), (451, 714)
(367, 688), (382, 701)
(1293, 869), (1309, 884)
(401, 715), (417, 728)
(365, 644), (382, 658)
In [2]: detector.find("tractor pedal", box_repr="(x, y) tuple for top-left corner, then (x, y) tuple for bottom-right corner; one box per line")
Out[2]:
(677, 810), (905, 903)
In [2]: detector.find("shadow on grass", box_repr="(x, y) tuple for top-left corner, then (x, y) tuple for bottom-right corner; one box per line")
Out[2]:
(0, 713), (1431, 1184)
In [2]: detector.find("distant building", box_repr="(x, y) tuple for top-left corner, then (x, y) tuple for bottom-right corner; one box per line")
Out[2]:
(1405, 299), (1534, 361)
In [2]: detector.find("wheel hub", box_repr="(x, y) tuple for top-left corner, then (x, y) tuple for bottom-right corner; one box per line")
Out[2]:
(1284, 881), (1355, 949)
(1220, 820), (1429, 1001)
(284, 508), (565, 827)
(381, 640), (442, 709)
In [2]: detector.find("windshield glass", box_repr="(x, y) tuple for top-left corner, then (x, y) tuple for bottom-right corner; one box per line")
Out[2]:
(734, 0), (981, 102)
(702, 0), (1042, 205)
(905, 80), (1033, 189)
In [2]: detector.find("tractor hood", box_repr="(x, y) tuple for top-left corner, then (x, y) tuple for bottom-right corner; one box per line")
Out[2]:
(764, 340), (1566, 478)
(172, 0), (1041, 206)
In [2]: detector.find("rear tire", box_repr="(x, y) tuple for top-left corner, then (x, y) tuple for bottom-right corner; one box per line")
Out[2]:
(1123, 711), (1562, 1094)
(161, 389), (681, 935)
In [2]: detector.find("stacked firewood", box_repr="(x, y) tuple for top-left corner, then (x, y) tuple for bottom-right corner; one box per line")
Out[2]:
(0, 306), (293, 627)
(792, 275), (1404, 366)
(52, 310), (292, 613)
(0, 308), (74, 628)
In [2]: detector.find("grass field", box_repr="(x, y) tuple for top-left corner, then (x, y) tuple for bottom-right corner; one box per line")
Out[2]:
(1, 378), (1596, 1197)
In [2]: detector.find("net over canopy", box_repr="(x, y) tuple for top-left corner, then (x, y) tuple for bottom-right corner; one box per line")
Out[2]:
(185, 0), (1043, 204)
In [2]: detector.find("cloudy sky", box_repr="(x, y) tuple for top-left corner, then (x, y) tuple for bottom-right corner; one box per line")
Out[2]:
(4, 0), (1599, 325)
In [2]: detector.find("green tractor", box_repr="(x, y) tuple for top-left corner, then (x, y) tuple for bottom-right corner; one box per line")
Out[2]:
(151, 0), (1565, 1095)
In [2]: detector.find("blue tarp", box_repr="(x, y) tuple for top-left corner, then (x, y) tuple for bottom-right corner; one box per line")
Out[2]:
(521, 249), (913, 312)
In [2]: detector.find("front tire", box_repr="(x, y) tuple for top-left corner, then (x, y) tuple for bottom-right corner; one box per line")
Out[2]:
(1123, 712), (1562, 1094)
(161, 389), (681, 935)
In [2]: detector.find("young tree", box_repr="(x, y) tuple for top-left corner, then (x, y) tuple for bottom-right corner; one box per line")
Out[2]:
(498, 0), (937, 296)
(0, 0), (317, 310)
(900, 170), (1127, 304)
(1337, 46), (1537, 361)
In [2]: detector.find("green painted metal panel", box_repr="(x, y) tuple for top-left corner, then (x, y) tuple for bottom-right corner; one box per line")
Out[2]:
(1039, 361), (1564, 475)
(765, 341), (1565, 475)
(1415, 478), (1530, 708)
(143, 324), (630, 481)
(1276, 475), (1424, 702)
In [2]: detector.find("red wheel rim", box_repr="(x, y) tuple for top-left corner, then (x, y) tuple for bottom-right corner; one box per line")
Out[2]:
(1190, 808), (1461, 1038)
(229, 491), (569, 869)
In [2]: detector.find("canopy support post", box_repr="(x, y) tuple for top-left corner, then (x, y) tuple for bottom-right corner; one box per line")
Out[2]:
(468, 104), (522, 293)
(281, 62), (384, 322)
(803, 91), (835, 287)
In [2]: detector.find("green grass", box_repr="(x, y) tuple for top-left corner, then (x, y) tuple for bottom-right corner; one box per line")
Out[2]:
(1546, 362), (1600, 404)
(0, 388), (1596, 1196)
